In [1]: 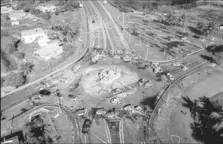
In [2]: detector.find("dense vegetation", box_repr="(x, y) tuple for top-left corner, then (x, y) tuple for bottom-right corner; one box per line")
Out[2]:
(182, 96), (223, 144)
(201, 44), (223, 65)
(112, 0), (199, 11)
(23, 114), (58, 144)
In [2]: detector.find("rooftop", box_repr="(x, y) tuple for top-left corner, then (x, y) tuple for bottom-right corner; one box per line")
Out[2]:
(34, 40), (63, 59)
(8, 9), (24, 16)
(21, 28), (44, 36)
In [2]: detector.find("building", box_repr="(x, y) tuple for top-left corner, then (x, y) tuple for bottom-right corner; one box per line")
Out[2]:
(21, 28), (46, 44)
(34, 41), (63, 61)
(11, 21), (19, 26)
(37, 4), (56, 12)
(8, 10), (26, 21)
(37, 35), (51, 47)
(1, 5), (13, 14)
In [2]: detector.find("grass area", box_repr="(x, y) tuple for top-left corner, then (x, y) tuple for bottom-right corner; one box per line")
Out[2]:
(169, 70), (223, 143)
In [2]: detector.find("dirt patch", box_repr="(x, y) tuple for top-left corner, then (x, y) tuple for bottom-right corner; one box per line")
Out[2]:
(81, 65), (139, 96)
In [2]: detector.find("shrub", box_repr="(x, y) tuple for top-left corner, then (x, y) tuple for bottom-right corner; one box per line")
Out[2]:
(3, 72), (26, 88)
(30, 8), (41, 15)
(1, 51), (18, 72)
(23, 4), (32, 12)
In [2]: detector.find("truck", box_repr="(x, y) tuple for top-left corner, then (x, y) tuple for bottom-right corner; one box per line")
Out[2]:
(82, 119), (92, 134)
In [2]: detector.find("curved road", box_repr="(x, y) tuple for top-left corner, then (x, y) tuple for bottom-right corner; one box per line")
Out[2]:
(1, 104), (81, 143)
(147, 61), (208, 143)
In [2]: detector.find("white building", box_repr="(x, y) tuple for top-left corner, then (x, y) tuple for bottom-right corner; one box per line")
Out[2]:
(21, 28), (46, 44)
(34, 41), (63, 61)
(1, 5), (13, 14)
(8, 10), (26, 21)
(37, 4), (56, 12)
(11, 21), (19, 26)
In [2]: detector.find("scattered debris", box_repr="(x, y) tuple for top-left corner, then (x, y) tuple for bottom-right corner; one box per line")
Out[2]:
(110, 97), (123, 105)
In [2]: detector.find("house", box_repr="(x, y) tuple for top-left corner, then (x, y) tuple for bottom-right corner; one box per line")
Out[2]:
(167, 73), (174, 81)
(11, 21), (19, 26)
(21, 28), (46, 44)
(37, 4), (56, 12)
(34, 41), (63, 61)
(1, 5), (13, 14)
(8, 10), (26, 21)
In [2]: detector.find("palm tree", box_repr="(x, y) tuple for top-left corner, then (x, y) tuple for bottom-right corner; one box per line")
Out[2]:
(21, 62), (34, 76)
(182, 96), (223, 144)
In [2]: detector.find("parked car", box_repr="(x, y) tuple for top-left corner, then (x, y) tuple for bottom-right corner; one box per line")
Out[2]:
(82, 119), (92, 134)
(39, 89), (51, 96)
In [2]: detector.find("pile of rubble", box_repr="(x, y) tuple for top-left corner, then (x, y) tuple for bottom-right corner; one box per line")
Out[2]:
(81, 65), (139, 96)
(138, 78), (153, 88)
(75, 104), (151, 121)
(98, 68), (121, 85)
(91, 48), (109, 63)
(112, 49), (139, 62)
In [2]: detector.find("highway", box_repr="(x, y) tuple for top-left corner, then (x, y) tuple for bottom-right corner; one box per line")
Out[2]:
(91, 1), (131, 53)
(83, 1), (107, 50)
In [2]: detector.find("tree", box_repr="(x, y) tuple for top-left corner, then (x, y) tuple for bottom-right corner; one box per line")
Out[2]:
(4, 72), (26, 88)
(20, 62), (35, 76)
(23, 4), (32, 12)
(24, 115), (54, 144)
(1, 51), (18, 72)
(206, 45), (223, 55)
(200, 54), (218, 64)
(182, 96), (223, 144)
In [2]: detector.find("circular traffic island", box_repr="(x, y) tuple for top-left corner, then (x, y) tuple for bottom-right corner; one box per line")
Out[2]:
(81, 65), (139, 97)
